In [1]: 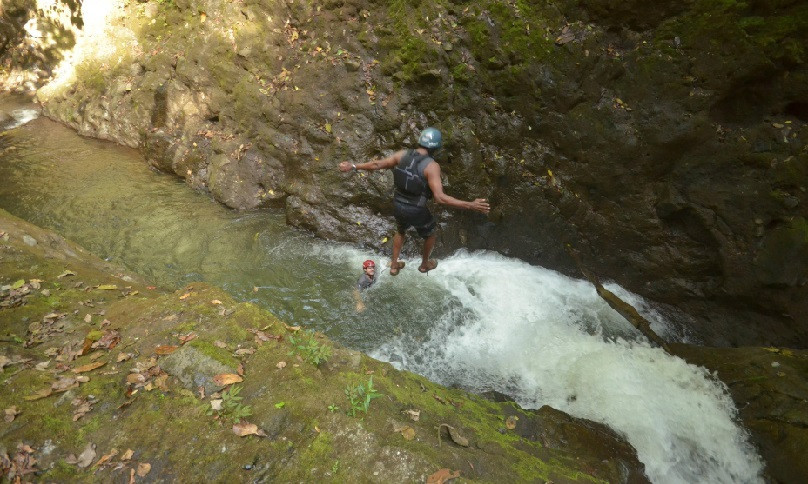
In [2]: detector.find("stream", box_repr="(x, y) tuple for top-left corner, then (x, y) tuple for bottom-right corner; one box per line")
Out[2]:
(0, 97), (763, 483)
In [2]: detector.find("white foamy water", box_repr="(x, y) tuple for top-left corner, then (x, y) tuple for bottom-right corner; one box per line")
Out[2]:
(368, 251), (763, 484)
(2, 109), (40, 130)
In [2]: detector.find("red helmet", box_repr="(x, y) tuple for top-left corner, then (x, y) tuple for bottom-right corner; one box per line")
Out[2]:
(362, 260), (375, 269)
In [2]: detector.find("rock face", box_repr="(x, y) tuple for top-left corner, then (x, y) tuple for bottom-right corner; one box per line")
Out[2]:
(3, 0), (807, 346)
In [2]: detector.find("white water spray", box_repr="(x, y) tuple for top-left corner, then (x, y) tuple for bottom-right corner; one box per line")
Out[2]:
(363, 251), (763, 484)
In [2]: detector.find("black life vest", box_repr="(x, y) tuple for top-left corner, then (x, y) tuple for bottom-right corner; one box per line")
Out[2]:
(393, 149), (433, 207)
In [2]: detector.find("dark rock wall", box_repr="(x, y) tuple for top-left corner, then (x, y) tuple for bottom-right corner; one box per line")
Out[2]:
(16, 0), (808, 346)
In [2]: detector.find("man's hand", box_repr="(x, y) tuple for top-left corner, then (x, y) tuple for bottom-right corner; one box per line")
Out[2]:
(338, 161), (355, 172)
(471, 198), (490, 214)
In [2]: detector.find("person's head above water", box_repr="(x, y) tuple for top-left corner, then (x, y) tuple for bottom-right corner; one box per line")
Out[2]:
(362, 259), (376, 277)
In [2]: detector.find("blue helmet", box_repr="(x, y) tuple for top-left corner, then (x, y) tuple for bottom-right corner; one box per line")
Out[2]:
(418, 127), (442, 150)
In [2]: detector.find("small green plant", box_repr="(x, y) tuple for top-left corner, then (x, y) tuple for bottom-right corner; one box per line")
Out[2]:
(345, 376), (382, 417)
(274, 401), (286, 409)
(328, 404), (340, 413)
(207, 385), (252, 423)
(288, 330), (332, 366)
(331, 460), (340, 474)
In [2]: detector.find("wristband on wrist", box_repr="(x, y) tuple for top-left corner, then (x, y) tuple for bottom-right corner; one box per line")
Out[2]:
(352, 164), (358, 172)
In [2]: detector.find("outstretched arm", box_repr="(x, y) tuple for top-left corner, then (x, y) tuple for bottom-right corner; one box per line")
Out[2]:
(338, 150), (406, 173)
(425, 162), (490, 214)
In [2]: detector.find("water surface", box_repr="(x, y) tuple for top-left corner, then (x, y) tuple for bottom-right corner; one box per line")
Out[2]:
(0, 105), (763, 483)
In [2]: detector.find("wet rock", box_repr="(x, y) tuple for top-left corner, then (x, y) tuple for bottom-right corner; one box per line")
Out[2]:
(160, 345), (237, 394)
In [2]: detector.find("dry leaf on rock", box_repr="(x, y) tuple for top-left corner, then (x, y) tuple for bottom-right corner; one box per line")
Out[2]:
(120, 449), (134, 461)
(392, 423), (416, 441)
(211, 299), (222, 305)
(276, 361), (286, 369)
(137, 462), (151, 477)
(84, 314), (92, 323)
(52, 376), (78, 392)
(427, 468), (460, 484)
(505, 415), (519, 430)
(4, 406), (20, 422)
(232, 422), (267, 437)
(447, 426), (469, 447)
(35, 361), (50, 371)
(93, 330), (121, 350)
(178, 332), (197, 344)
(91, 448), (118, 468)
(213, 373), (242, 386)
(155, 345), (178, 355)
(72, 361), (106, 373)
(210, 399), (223, 411)
(179, 292), (191, 300)
(283, 323), (301, 332)
(72, 398), (93, 421)
(214, 340), (228, 349)
(67, 443), (97, 469)
(24, 388), (53, 401)
(117, 352), (133, 363)
(234, 348), (255, 356)
(126, 373), (146, 385)
(404, 409), (421, 421)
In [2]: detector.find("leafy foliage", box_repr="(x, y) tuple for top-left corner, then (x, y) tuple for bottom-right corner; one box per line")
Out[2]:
(288, 330), (331, 366)
(345, 376), (382, 417)
(207, 385), (252, 423)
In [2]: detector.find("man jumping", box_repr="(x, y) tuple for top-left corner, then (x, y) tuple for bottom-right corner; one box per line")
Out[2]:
(339, 128), (490, 275)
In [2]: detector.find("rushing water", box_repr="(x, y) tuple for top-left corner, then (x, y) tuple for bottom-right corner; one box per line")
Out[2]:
(0, 100), (763, 483)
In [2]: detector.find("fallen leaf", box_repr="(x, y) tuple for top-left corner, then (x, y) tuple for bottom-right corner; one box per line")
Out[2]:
(57, 270), (76, 279)
(25, 388), (53, 401)
(74, 443), (97, 469)
(91, 448), (118, 468)
(35, 361), (51, 371)
(4, 406), (20, 422)
(447, 426), (469, 447)
(404, 409), (420, 421)
(117, 352), (133, 363)
(178, 332), (197, 344)
(93, 330), (121, 350)
(214, 340), (228, 348)
(72, 361), (106, 373)
(179, 293), (191, 300)
(210, 399), (223, 411)
(155, 345), (178, 355)
(427, 468), (460, 484)
(120, 449), (134, 461)
(84, 314), (92, 323)
(52, 376), (79, 392)
(97, 284), (118, 290)
(213, 373), (243, 386)
(72, 398), (93, 421)
(392, 424), (416, 441)
(232, 422), (267, 437)
(126, 373), (146, 385)
(137, 462), (151, 477)
(235, 348), (255, 356)
(276, 361), (287, 369)
(211, 299), (222, 305)
(129, 468), (136, 484)
(505, 415), (519, 430)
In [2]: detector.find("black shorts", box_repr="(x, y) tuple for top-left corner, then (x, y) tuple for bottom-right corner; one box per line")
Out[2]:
(393, 201), (436, 238)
